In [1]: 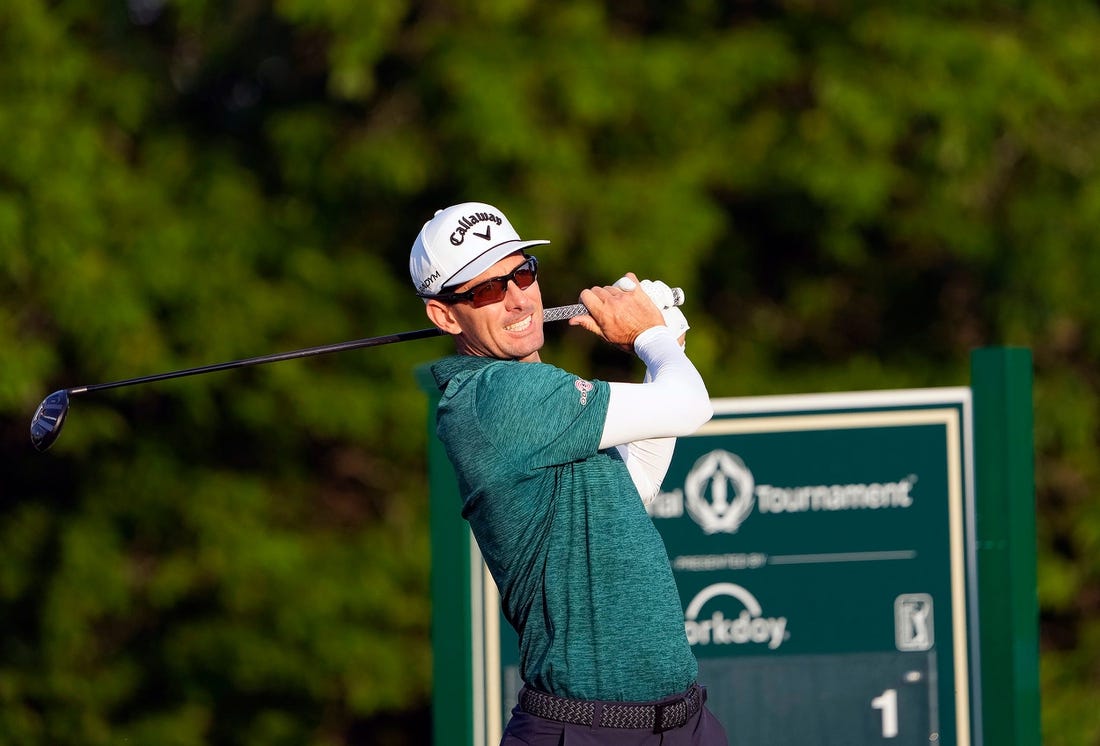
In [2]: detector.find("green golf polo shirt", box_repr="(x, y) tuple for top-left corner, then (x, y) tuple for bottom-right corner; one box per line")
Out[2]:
(430, 354), (697, 702)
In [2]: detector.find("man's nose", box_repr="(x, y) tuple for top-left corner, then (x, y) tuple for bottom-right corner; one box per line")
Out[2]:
(504, 279), (531, 305)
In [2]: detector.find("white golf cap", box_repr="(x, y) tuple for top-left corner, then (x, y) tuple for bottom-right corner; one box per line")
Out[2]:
(409, 202), (549, 297)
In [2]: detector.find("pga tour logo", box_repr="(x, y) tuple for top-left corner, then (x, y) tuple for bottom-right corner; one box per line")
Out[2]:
(895, 593), (934, 651)
(684, 582), (789, 650)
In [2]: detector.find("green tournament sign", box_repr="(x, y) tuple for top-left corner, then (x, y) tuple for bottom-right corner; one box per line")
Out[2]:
(421, 348), (1039, 746)
(656, 390), (974, 745)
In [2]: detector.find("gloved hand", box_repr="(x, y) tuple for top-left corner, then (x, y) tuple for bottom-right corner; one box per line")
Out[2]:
(660, 305), (690, 339)
(638, 279), (680, 310)
(614, 277), (690, 342)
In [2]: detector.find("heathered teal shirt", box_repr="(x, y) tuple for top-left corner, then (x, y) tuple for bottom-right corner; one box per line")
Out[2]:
(430, 354), (698, 702)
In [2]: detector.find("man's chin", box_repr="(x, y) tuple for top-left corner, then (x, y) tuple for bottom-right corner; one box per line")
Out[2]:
(509, 332), (544, 362)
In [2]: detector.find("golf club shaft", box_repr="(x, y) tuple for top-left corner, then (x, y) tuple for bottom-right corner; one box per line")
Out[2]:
(69, 302), (592, 396)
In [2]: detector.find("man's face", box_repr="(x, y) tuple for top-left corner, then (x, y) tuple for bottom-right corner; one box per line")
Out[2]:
(443, 252), (545, 362)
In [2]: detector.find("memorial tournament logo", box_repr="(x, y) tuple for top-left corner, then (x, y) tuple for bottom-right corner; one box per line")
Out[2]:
(670, 449), (919, 533)
(684, 450), (755, 534)
(684, 582), (789, 650)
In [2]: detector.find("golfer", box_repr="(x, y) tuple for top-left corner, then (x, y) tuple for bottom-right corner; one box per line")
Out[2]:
(411, 202), (728, 745)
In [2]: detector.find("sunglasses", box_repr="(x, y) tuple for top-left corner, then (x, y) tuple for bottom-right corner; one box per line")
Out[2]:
(428, 255), (539, 308)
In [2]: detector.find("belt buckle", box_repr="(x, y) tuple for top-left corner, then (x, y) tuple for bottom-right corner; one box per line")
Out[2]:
(652, 700), (678, 733)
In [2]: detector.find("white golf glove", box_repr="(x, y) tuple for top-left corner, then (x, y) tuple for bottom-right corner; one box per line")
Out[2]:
(638, 279), (679, 310)
(614, 277), (690, 340)
(660, 305), (690, 339)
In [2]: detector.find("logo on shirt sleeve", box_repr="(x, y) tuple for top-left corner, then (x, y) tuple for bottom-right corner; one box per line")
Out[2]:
(574, 378), (594, 405)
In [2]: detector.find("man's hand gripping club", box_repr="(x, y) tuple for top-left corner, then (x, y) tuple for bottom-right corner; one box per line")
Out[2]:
(569, 272), (667, 352)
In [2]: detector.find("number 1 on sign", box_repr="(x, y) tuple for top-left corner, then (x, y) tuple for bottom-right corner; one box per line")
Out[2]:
(872, 689), (899, 738)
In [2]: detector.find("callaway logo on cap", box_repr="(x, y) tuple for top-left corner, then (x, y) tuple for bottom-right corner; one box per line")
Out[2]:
(409, 202), (550, 297)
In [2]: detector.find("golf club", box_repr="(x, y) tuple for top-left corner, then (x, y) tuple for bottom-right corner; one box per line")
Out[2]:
(30, 290), (684, 452)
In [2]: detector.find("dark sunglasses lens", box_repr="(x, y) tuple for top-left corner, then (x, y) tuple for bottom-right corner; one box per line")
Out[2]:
(513, 267), (536, 289)
(465, 258), (537, 307)
(470, 281), (507, 307)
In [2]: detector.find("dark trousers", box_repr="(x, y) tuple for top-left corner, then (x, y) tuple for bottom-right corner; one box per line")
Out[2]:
(500, 686), (729, 745)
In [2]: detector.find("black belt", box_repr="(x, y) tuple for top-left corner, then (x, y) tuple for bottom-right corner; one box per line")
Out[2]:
(518, 683), (703, 732)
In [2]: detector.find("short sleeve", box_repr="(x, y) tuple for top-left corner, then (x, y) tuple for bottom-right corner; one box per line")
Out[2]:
(473, 362), (610, 469)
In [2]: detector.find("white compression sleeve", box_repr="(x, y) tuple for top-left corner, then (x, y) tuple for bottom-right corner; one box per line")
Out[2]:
(612, 366), (678, 505)
(599, 326), (713, 503)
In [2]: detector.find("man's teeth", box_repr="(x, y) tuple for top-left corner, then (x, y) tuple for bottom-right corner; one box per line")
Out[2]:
(505, 315), (532, 332)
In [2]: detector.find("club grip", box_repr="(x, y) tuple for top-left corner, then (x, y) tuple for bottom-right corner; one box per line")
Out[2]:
(542, 287), (684, 323)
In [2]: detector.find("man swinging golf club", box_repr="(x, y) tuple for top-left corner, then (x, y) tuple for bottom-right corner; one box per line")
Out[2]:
(413, 202), (728, 745)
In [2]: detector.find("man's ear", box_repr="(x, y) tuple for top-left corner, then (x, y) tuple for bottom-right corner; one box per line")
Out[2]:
(425, 299), (463, 334)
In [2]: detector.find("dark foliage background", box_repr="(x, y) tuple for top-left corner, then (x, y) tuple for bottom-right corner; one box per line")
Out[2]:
(2, 1), (1098, 743)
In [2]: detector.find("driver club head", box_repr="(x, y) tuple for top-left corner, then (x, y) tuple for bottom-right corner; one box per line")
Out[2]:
(30, 389), (70, 452)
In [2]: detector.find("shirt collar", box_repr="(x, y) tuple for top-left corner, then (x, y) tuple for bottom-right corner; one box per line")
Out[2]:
(430, 354), (500, 391)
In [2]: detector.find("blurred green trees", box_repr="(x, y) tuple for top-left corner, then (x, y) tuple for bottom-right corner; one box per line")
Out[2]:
(1, 0), (1097, 744)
